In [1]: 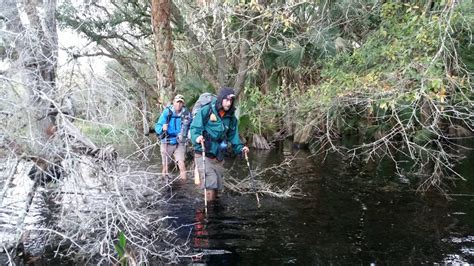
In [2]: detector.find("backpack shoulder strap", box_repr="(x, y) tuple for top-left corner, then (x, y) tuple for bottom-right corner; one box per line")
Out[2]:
(202, 102), (214, 126)
(165, 106), (173, 124)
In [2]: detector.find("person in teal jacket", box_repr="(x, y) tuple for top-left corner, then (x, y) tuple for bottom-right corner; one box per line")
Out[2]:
(156, 94), (191, 180)
(190, 87), (249, 201)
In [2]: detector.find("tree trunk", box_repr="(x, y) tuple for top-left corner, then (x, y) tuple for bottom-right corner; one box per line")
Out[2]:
(233, 31), (252, 96)
(151, 0), (176, 106)
(214, 21), (228, 87)
(233, 39), (250, 96)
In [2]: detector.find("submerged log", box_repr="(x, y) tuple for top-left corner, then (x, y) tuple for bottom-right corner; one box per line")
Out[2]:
(251, 134), (271, 150)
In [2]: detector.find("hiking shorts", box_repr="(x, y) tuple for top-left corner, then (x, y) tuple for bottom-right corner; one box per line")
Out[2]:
(160, 143), (186, 164)
(194, 154), (225, 190)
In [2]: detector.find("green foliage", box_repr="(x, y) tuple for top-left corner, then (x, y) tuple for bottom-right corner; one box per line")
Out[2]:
(309, 2), (467, 113)
(242, 1), (472, 148)
(455, 1), (474, 73)
(114, 231), (127, 266)
(266, 43), (306, 69)
(177, 75), (215, 107)
(238, 114), (251, 134)
(240, 86), (285, 136)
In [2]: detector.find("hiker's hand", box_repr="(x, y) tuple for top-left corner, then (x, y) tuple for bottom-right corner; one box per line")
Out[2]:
(196, 135), (204, 144)
(242, 146), (249, 154)
(162, 124), (168, 132)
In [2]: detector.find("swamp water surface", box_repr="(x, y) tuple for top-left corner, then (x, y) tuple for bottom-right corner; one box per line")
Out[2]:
(0, 142), (473, 265)
(162, 143), (474, 265)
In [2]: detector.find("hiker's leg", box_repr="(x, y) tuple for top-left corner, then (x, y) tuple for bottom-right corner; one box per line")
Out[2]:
(167, 145), (180, 181)
(194, 164), (200, 185)
(205, 159), (224, 201)
(206, 189), (216, 202)
(194, 155), (204, 188)
(213, 160), (225, 198)
(204, 161), (218, 190)
(160, 143), (169, 176)
(177, 161), (186, 179)
(175, 144), (187, 180)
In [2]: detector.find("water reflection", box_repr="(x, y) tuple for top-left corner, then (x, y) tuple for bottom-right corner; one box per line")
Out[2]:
(164, 145), (474, 264)
(193, 209), (209, 250)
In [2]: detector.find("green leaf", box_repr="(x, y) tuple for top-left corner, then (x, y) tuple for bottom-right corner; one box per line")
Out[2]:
(118, 231), (126, 249)
(114, 244), (124, 258)
(269, 43), (306, 69)
(430, 79), (442, 92)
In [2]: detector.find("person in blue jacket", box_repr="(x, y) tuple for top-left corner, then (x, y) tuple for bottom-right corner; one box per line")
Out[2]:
(190, 87), (249, 201)
(155, 94), (191, 180)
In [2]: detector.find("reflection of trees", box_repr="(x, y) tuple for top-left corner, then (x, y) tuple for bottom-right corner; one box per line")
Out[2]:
(17, 189), (62, 263)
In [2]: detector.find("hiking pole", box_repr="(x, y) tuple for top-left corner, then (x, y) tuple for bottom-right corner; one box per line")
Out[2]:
(201, 141), (208, 213)
(244, 152), (260, 207)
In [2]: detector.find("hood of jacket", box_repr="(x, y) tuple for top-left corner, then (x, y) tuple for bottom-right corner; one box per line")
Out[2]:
(215, 87), (236, 115)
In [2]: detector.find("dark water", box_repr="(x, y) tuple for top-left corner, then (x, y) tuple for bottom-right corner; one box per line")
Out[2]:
(1, 142), (473, 264)
(162, 142), (474, 265)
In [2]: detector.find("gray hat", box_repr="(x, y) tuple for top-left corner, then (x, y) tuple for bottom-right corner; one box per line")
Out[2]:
(173, 94), (185, 103)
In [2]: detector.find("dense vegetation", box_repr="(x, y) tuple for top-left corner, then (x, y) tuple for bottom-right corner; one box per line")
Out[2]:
(237, 2), (473, 191)
(53, 1), (474, 193)
(0, 0), (473, 264)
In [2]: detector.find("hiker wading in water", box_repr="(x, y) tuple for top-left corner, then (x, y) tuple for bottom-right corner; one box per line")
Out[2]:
(155, 94), (191, 180)
(190, 87), (249, 201)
